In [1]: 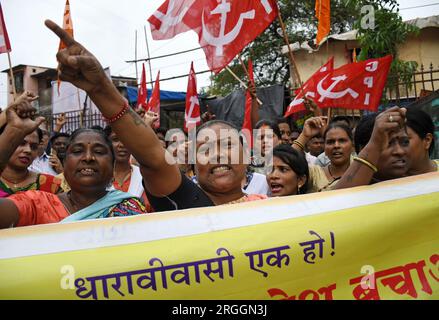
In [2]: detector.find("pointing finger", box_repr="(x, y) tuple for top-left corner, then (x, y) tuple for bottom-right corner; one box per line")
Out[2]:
(45, 19), (76, 47)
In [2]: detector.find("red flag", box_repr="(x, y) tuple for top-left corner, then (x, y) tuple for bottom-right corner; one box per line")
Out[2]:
(148, 0), (278, 74)
(242, 58), (254, 148)
(184, 62), (201, 132)
(284, 57), (334, 117)
(137, 64), (148, 110)
(59, 0), (74, 51)
(0, 3), (11, 54)
(315, 55), (393, 111)
(148, 0), (199, 40)
(148, 71), (161, 128)
(200, 0), (278, 73)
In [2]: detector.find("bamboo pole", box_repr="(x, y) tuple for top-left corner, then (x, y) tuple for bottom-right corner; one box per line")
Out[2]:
(225, 66), (263, 105)
(135, 30), (139, 84)
(144, 25), (154, 86)
(275, 2), (303, 88)
(76, 88), (83, 128)
(7, 51), (17, 100)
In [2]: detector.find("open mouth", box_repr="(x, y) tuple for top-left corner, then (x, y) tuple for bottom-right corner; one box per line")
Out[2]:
(210, 165), (232, 175)
(270, 183), (283, 194)
(78, 168), (98, 176)
(332, 151), (343, 158)
(391, 159), (406, 169)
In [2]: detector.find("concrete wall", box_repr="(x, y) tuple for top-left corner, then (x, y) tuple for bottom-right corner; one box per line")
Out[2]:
(6, 66), (49, 104)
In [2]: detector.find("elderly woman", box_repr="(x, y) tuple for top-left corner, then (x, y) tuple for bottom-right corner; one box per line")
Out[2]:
(42, 20), (266, 213)
(0, 107), (147, 228)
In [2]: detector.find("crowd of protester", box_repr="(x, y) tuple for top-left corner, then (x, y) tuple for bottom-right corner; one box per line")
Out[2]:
(0, 19), (437, 229)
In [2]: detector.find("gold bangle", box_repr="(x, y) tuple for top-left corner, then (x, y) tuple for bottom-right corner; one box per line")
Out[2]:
(292, 140), (305, 151)
(353, 156), (378, 173)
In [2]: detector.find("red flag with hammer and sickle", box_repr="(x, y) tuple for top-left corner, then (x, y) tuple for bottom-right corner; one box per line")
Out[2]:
(184, 62), (201, 132)
(315, 55), (393, 111)
(148, 0), (278, 74)
(284, 57), (334, 118)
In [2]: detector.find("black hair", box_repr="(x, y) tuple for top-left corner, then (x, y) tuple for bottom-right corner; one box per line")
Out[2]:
(90, 125), (104, 131)
(330, 116), (351, 127)
(155, 127), (168, 136)
(354, 113), (378, 154)
(323, 122), (354, 142)
(0, 125), (43, 143)
(406, 108), (435, 156)
(276, 117), (290, 126)
(255, 119), (282, 139)
(197, 119), (247, 151)
(103, 125), (112, 138)
(272, 144), (309, 194)
(66, 128), (115, 164)
(50, 132), (70, 145)
(36, 128), (43, 143)
(197, 119), (241, 133)
(309, 133), (323, 140)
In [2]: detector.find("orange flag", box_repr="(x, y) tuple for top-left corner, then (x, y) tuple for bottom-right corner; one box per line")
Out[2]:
(59, 0), (74, 50)
(315, 0), (330, 46)
(57, 0), (74, 95)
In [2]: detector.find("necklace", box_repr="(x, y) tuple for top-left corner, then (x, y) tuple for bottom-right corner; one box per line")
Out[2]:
(226, 194), (248, 205)
(115, 168), (132, 186)
(328, 165), (341, 181)
(1, 171), (30, 189)
(67, 192), (81, 212)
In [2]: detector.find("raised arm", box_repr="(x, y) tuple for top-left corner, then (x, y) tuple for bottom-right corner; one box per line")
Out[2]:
(291, 116), (327, 153)
(53, 113), (67, 133)
(248, 82), (260, 129)
(0, 96), (44, 228)
(334, 107), (407, 189)
(45, 20), (181, 197)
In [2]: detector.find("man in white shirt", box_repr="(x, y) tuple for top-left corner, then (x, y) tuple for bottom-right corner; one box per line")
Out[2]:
(28, 129), (57, 175)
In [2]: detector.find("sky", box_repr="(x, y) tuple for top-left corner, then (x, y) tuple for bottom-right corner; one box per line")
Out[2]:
(1, 0), (438, 107)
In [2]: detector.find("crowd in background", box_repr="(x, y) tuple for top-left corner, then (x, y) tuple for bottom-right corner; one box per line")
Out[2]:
(0, 20), (437, 229)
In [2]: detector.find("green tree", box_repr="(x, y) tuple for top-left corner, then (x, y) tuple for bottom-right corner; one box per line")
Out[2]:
(346, 0), (419, 90)
(208, 0), (357, 96)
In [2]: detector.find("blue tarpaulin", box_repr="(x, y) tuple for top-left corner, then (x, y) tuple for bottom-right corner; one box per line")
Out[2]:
(126, 86), (186, 104)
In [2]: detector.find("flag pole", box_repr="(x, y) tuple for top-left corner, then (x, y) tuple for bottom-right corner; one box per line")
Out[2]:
(275, 2), (303, 88)
(135, 30), (139, 84)
(76, 88), (83, 128)
(144, 25), (154, 86)
(238, 55), (262, 106)
(7, 51), (17, 100)
(226, 66), (262, 105)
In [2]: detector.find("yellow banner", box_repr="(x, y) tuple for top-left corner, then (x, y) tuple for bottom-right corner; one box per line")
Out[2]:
(0, 173), (438, 300)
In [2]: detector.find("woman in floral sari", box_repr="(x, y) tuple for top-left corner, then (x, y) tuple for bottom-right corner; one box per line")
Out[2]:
(0, 116), (147, 228)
